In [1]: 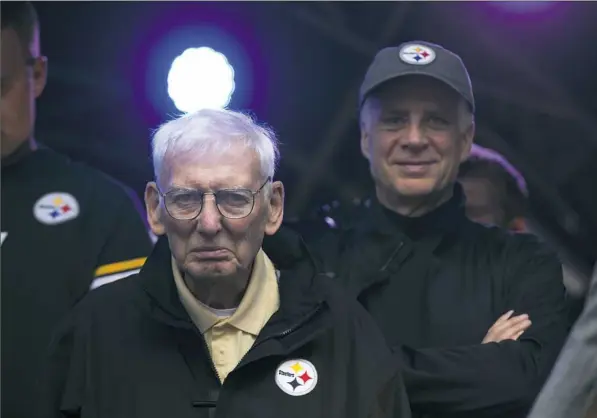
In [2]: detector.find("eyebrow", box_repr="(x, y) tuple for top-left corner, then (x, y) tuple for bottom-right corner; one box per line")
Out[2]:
(380, 107), (453, 118)
(169, 183), (250, 191)
(380, 109), (408, 116)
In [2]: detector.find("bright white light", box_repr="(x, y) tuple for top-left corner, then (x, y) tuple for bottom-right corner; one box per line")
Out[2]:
(167, 47), (235, 113)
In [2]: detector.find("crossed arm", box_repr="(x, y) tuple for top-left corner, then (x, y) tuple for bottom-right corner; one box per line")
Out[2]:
(400, 240), (570, 417)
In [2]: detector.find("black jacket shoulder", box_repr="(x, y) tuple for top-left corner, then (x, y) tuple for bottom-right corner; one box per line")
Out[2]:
(36, 148), (144, 211)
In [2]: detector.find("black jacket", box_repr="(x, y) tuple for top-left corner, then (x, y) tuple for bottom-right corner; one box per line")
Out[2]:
(1, 145), (152, 418)
(39, 236), (411, 418)
(264, 185), (570, 418)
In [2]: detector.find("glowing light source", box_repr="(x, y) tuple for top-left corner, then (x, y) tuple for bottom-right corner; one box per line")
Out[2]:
(167, 47), (235, 113)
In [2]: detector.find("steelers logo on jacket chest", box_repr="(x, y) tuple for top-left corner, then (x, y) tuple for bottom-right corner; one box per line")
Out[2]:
(275, 359), (318, 396)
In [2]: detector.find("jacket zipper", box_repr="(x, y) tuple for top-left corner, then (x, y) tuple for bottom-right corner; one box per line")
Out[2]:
(197, 328), (223, 384)
(379, 241), (404, 272)
(247, 304), (324, 353)
(186, 329), (221, 411)
(278, 304), (323, 338)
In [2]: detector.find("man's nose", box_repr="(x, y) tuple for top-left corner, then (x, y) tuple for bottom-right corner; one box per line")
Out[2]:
(196, 195), (223, 235)
(402, 123), (429, 149)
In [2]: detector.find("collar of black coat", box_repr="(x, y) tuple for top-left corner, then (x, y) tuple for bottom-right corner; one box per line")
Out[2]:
(140, 235), (326, 334)
(360, 183), (468, 240)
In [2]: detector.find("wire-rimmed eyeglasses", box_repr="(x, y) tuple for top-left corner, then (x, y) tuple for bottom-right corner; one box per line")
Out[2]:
(159, 177), (271, 220)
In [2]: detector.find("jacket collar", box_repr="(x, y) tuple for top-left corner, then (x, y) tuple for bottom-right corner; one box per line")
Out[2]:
(139, 238), (190, 326)
(358, 183), (468, 251)
(139, 236), (325, 332)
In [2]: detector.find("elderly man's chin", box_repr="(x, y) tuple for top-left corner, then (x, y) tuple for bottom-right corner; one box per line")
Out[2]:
(185, 259), (238, 279)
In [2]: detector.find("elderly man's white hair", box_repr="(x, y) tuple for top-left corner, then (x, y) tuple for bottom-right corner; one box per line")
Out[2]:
(151, 108), (280, 189)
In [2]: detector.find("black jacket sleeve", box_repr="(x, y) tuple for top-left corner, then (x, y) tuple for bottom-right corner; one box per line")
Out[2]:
(88, 186), (153, 291)
(368, 368), (412, 418)
(399, 235), (570, 417)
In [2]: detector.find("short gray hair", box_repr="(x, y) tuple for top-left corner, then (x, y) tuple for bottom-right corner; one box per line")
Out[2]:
(359, 95), (474, 134)
(151, 108), (280, 187)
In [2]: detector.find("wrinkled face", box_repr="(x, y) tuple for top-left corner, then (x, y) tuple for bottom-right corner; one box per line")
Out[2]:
(361, 76), (474, 203)
(0, 27), (47, 158)
(145, 147), (284, 282)
(459, 176), (505, 227)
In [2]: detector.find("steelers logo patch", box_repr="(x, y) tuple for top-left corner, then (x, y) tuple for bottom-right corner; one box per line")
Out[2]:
(399, 43), (436, 65)
(275, 359), (318, 396)
(33, 192), (80, 225)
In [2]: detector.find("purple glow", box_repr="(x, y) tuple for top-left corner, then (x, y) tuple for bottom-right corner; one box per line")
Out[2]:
(488, 1), (558, 14)
(127, 3), (267, 127)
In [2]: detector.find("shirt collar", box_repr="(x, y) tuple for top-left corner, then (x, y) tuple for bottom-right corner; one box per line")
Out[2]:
(227, 250), (279, 336)
(172, 249), (280, 336)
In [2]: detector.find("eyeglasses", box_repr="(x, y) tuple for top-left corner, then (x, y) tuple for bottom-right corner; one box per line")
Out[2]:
(159, 177), (271, 220)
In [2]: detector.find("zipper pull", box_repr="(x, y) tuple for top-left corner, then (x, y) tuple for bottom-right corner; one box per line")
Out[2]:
(380, 241), (404, 272)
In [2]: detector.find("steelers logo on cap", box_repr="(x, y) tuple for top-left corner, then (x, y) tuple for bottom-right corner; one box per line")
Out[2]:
(399, 44), (436, 65)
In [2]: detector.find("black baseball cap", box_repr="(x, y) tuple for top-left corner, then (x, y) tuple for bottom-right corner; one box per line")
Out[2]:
(359, 41), (475, 112)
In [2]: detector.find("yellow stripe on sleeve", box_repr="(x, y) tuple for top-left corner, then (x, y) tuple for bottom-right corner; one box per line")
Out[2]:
(94, 257), (147, 278)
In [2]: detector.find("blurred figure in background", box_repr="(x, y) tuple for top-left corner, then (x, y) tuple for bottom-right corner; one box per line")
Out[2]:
(458, 145), (597, 418)
(529, 263), (597, 418)
(457, 143), (529, 231)
(1, 3), (153, 417)
(457, 144), (591, 320)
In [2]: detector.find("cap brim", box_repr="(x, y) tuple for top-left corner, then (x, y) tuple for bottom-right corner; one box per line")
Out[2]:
(361, 69), (472, 110)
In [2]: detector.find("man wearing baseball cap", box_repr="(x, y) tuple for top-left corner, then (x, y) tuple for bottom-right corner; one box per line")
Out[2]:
(265, 41), (570, 417)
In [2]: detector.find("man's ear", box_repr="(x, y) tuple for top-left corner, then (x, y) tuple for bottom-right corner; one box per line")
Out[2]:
(360, 98), (379, 161)
(144, 182), (166, 236)
(32, 56), (47, 99)
(459, 123), (475, 163)
(360, 129), (371, 160)
(264, 181), (284, 236)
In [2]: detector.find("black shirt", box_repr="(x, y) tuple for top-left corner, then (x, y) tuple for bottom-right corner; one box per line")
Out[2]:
(1, 145), (153, 418)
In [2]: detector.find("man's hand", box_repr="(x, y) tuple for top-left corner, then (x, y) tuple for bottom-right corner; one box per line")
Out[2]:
(482, 310), (532, 344)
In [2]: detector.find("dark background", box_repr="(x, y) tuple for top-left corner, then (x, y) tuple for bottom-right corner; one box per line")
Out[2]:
(33, 1), (597, 272)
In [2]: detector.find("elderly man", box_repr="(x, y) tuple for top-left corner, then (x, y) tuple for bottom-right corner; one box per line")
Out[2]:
(266, 41), (570, 417)
(39, 109), (411, 418)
